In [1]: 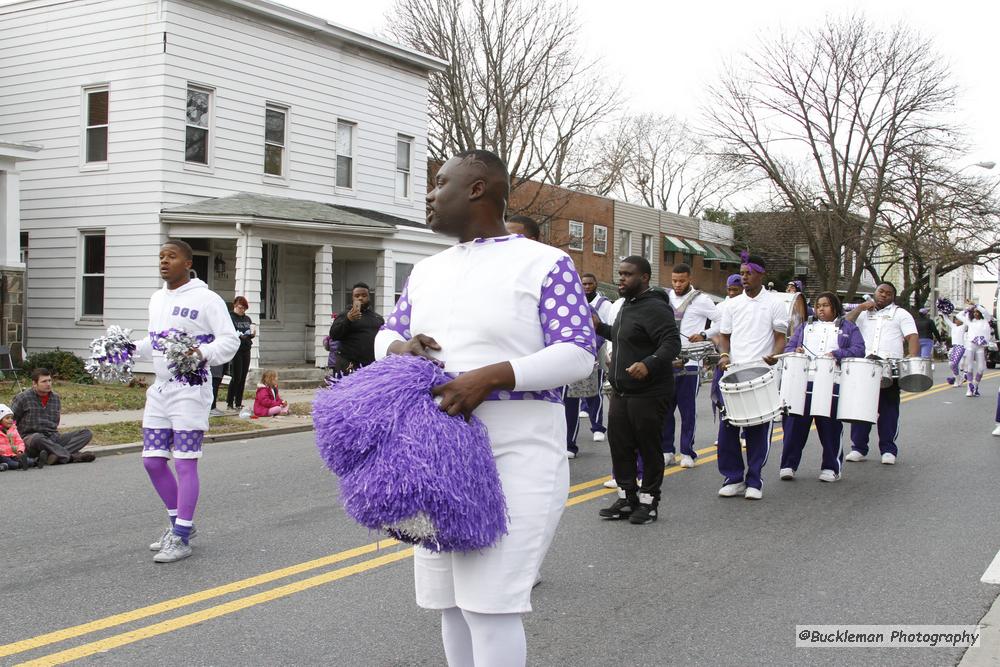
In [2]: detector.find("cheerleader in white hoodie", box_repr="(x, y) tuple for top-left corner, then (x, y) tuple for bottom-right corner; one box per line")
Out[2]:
(134, 240), (240, 563)
(957, 306), (992, 397)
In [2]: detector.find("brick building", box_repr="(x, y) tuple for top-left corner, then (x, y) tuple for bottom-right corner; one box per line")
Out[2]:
(660, 212), (741, 295)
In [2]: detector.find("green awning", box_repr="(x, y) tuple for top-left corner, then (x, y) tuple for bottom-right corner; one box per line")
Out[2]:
(662, 235), (688, 253)
(718, 246), (742, 263)
(701, 242), (727, 261)
(680, 238), (707, 255)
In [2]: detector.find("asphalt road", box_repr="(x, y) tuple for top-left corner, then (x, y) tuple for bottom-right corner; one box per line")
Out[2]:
(2, 367), (1000, 666)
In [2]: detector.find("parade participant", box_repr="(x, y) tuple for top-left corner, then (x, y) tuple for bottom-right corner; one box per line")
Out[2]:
(594, 256), (681, 523)
(574, 272), (611, 444)
(778, 292), (864, 482)
(844, 282), (918, 464)
(375, 150), (595, 667)
(662, 263), (721, 468)
(136, 240), (240, 563)
(914, 308), (940, 360)
(957, 307), (991, 397)
(225, 296), (254, 411)
(705, 274), (745, 449)
(504, 214), (541, 241)
(946, 314), (968, 386)
(716, 255), (788, 499)
(329, 283), (384, 375)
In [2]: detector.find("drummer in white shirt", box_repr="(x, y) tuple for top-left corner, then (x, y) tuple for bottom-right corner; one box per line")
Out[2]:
(662, 264), (722, 468)
(843, 282), (919, 464)
(716, 254), (788, 500)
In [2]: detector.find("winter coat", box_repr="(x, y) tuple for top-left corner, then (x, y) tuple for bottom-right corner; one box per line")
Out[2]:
(253, 385), (284, 417)
(0, 422), (26, 457)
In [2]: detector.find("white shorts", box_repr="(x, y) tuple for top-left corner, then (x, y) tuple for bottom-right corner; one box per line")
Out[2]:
(141, 380), (212, 459)
(414, 400), (569, 614)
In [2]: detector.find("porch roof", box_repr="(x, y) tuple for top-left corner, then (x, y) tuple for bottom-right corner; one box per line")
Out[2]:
(161, 192), (425, 231)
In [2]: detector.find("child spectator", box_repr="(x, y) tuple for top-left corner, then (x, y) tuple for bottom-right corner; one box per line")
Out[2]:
(253, 370), (289, 417)
(0, 403), (34, 471)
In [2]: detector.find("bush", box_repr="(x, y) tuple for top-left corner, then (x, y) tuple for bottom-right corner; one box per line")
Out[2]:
(22, 349), (87, 381)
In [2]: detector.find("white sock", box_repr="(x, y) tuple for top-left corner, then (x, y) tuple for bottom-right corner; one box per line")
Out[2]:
(462, 609), (526, 667)
(442, 607), (474, 667)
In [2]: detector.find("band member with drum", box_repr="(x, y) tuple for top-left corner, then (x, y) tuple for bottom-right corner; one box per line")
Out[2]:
(844, 282), (919, 464)
(716, 254), (788, 500)
(662, 264), (721, 468)
(778, 292), (865, 482)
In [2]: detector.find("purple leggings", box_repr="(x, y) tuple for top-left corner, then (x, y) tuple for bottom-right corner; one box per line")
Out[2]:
(143, 457), (200, 523)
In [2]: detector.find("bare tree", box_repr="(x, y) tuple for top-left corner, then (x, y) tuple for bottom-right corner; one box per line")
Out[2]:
(387, 0), (620, 209)
(704, 14), (957, 297)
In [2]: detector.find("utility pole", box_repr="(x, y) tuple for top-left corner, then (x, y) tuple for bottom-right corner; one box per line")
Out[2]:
(929, 262), (938, 317)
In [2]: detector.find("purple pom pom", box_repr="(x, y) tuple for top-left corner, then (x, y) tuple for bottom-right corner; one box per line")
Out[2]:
(936, 298), (955, 315)
(314, 355), (508, 552)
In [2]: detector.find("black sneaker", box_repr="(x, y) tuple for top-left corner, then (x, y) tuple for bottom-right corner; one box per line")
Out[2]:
(19, 453), (29, 471)
(35, 453), (45, 469)
(629, 503), (658, 524)
(599, 494), (636, 520)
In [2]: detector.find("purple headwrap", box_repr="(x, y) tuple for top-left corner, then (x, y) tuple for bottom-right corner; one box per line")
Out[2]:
(739, 251), (765, 274)
(726, 274), (743, 287)
(787, 280), (803, 293)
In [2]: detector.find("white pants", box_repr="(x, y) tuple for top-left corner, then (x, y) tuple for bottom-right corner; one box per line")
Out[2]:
(141, 380), (212, 458)
(415, 400), (569, 614)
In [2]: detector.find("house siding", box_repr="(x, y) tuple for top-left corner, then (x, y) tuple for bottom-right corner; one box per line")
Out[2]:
(613, 202), (660, 286)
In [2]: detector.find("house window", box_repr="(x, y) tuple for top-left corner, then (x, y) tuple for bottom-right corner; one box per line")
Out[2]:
(336, 121), (355, 188)
(19, 232), (28, 263)
(264, 104), (288, 177)
(593, 225), (607, 255)
(185, 85), (211, 165)
(261, 242), (279, 320)
(395, 262), (414, 302)
(396, 136), (412, 198)
(568, 221), (584, 251)
(642, 234), (653, 261)
(81, 232), (105, 317)
(703, 258), (714, 270)
(618, 229), (632, 258)
(794, 244), (810, 265)
(84, 87), (109, 163)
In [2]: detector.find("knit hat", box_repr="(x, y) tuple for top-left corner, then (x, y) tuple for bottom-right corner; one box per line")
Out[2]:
(726, 274), (743, 287)
(0, 404), (12, 422)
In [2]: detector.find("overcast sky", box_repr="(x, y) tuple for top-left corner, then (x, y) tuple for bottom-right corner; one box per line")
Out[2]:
(277, 0), (1000, 172)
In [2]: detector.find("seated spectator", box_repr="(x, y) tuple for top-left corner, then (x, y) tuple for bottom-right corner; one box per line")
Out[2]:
(0, 403), (35, 470)
(11, 368), (96, 465)
(253, 370), (289, 417)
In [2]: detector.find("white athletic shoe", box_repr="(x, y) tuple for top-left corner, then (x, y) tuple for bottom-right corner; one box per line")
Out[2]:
(566, 451), (577, 459)
(679, 455), (695, 468)
(779, 468), (795, 480)
(718, 482), (747, 497)
(818, 469), (841, 482)
(845, 450), (866, 462)
(153, 532), (192, 563)
(593, 432), (606, 442)
(149, 525), (197, 551)
(663, 453), (677, 466)
(992, 424), (1000, 437)
(967, 385), (975, 397)
(579, 410), (589, 418)
(881, 453), (896, 465)
(603, 478), (618, 489)
(744, 487), (763, 500)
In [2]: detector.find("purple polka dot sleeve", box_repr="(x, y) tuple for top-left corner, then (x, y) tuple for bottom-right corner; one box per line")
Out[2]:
(381, 279), (412, 340)
(539, 256), (597, 356)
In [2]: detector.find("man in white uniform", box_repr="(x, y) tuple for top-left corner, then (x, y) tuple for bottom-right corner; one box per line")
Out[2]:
(375, 151), (595, 667)
(662, 263), (721, 468)
(716, 255), (788, 500)
(844, 281), (919, 464)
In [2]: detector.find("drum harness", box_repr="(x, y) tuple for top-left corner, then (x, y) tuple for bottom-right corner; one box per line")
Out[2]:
(672, 288), (715, 376)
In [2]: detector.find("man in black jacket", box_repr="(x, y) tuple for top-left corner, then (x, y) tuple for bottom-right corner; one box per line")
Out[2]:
(328, 282), (385, 374)
(595, 256), (681, 524)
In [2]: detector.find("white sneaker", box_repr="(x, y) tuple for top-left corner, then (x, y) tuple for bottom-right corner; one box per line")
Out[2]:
(679, 455), (695, 468)
(592, 432), (606, 442)
(967, 385), (974, 397)
(153, 532), (192, 563)
(818, 469), (841, 482)
(881, 453), (896, 465)
(744, 487), (763, 500)
(603, 478), (618, 489)
(779, 468), (795, 480)
(663, 453), (677, 467)
(718, 482), (747, 497)
(992, 424), (1000, 437)
(566, 451), (577, 459)
(845, 450), (866, 462)
(579, 410), (589, 418)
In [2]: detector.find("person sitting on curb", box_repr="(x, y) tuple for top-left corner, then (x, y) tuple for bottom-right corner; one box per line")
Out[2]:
(10, 368), (96, 465)
(253, 370), (290, 417)
(0, 403), (36, 470)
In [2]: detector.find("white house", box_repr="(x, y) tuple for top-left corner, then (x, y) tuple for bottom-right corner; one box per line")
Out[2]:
(0, 0), (449, 375)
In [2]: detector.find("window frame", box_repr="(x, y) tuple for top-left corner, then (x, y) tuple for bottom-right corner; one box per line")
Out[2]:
(81, 85), (109, 170)
(184, 83), (214, 169)
(336, 120), (357, 191)
(642, 233), (653, 261)
(592, 224), (608, 255)
(618, 229), (632, 258)
(79, 230), (106, 321)
(395, 134), (413, 199)
(568, 220), (585, 252)
(263, 103), (289, 179)
(260, 242), (281, 321)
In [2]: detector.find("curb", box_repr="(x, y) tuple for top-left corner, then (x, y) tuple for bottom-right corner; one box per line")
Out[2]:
(88, 423), (315, 458)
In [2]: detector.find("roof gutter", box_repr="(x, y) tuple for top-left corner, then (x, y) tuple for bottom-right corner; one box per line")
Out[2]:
(160, 213), (395, 237)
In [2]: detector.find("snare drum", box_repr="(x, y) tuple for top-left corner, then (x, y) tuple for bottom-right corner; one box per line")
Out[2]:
(809, 356), (838, 418)
(896, 357), (933, 392)
(678, 341), (716, 364)
(720, 362), (782, 426)
(837, 357), (884, 423)
(880, 358), (896, 389)
(779, 353), (810, 416)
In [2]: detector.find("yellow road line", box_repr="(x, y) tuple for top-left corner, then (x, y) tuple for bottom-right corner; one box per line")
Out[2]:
(15, 548), (415, 667)
(10, 371), (992, 664)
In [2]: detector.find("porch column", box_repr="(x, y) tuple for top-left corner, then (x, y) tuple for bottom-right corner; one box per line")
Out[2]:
(313, 244), (333, 368)
(234, 228), (262, 370)
(1, 165), (25, 269)
(375, 249), (395, 316)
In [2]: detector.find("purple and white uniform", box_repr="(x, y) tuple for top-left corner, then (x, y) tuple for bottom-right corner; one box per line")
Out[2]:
(375, 234), (595, 614)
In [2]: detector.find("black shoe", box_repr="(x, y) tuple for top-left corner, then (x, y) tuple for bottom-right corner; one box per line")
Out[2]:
(629, 502), (658, 525)
(599, 495), (636, 520)
(35, 454), (45, 469)
(19, 453), (29, 470)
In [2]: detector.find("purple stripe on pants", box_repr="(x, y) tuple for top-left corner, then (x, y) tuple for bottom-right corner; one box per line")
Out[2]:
(661, 366), (699, 458)
(717, 419), (772, 490)
(779, 383), (844, 474)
